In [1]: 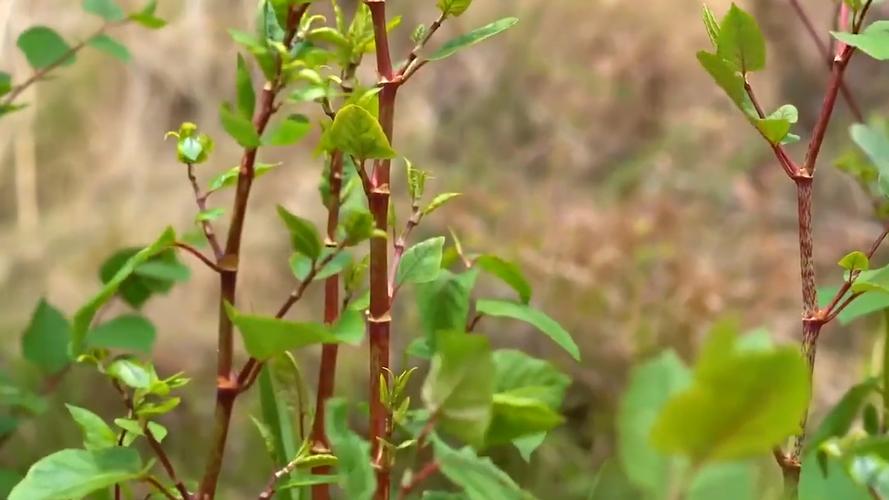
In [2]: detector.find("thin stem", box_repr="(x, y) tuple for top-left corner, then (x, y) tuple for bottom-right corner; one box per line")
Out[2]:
(397, 461), (440, 500)
(388, 208), (422, 298)
(802, 46), (855, 177)
(744, 82), (798, 177)
(174, 242), (224, 273)
(822, 226), (889, 317)
(257, 453), (307, 499)
(143, 476), (178, 500)
(397, 12), (447, 77)
(187, 164), (223, 259)
(198, 5), (310, 498)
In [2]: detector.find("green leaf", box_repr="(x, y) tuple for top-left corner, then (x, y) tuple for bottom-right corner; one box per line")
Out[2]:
(429, 17), (519, 62)
(226, 303), (347, 360)
(686, 463), (757, 500)
(17, 27), (74, 70)
(396, 237), (445, 286)
(696, 51), (755, 117)
(341, 209), (376, 245)
(277, 205), (323, 260)
(324, 104), (395, 160)
(325, 399), (376, 500)
(755, 104), (798, 144)
(716, 3), (766, 73)
(129, 0), (166, 29)
(220, 103), (261, 148)
(416, 269), (478, 348)
(106, 358), (151, 389)
(73, 228), (176, 354)
(208, 162), (277, 191)
(87, 34), (130, 62)
(83, 0), (124, 21)
(197, 207), (225, 222)
(433, 438), (526, 500)
(651, 328), (810, 463)
(66, 405), (117, 450)
(617, 351), (691, 495)
(800, 454), (872, 500)
(475, 299), (579, 361)
(134, 258), (190, 282)
(853, 264), (889, 294)
(850, 122), (889, 198)
(85, 314), (156, 353)
(485, 393), (563, 446)
(832, 21), (889, 60)
(839, 251), (870, 272)
(290, 249), (353, 281)
(258, 367), (298, 499)
(21, 299), (71, 374)
(437, 0), (473, 17)
(475, 255), (532, 304)
(422, 331), (494, 447)
(0, 469), (22, 500)
(702, 3), (720, 48)
(263, 114), (311, 146)
(278, 475), (340, 491)
(235, 54), (255, 120)
(0, 72), (11, 96)
(424, 192), (462, 216)
(8, 448), (143, 500)
(805, 378), (878, 455)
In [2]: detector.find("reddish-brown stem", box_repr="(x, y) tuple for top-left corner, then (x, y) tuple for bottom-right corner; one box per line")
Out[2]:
(143, 477), (178, 500)
(388, 209), (421, 298)
(187, 164), (224, 259)
(397, 461), (440, 500)
(198, 6), (309, 498)
(365, 2), (398, 497)
(802, 47), (854, 176)
(744, 82), (799, 177)
(310, 151), (345, 500)
(821, 226), (889, 317)
(174, 242), (224, 273)
(398, 12), (447, 77)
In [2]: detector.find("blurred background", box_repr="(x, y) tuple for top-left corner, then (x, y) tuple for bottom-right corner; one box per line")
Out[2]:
(3, 0), (889, 497)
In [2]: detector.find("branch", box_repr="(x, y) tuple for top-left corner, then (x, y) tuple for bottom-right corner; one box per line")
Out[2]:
(822, 226), (889, 318)
(257, 455), (305, 499)
(186, 164), (223, 259)
(397, 461), (440, 500)
(142, 476), (177, 500)
(744, 82), (799, 177)
(174, 242), (224, 273)
(397, 12), (447, 77)
(802, 45), (856, 177)
(388, 208), (422, 298)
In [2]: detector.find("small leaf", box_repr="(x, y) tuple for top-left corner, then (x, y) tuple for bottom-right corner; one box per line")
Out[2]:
(423, 192), (462, 216)
(852, 264), (889, 294)
(324, 105), (396, 160)
(475, 255), (532, 304)
(433, 438), (525, 500)
(263, 114), (311, 146)
(290, 249), (353, 281)
(702, 3), (720, 48)
(437, 0), (473, 17)
(17, 27), (74, 70)
(208, 162), (277, 191)
(429, 17), (519, 62)
(341, 209), (376, 245)
(416, 269), (478, 348)
(325, 399), (376, 500)
(83, 0), (124, 21)
(129, 0), (166, 29)
(66, 405), (117, 450)
(696, 51), (755, 117)
(197, 207), (225, 222)
(832, 21), (889, 60)
(87, 34), (130, 62)
(106, 358), (151, 389)
(396, 237), (445, 286)
(235, 54), (255, 120)
(485, 393), (564, 445)
(226, 303), (345, 360)
(8, 448), (143, 500)
(755, 104), (798, 144)
(0, 72), (11, 97)
(219, 103), (261, 148)
(716, 3), (766, 73)
(85, 314), (156, 353)
(277, 205), (323, 260)
(839, 251), (870, 272)
(21, 299), (71, 374)
(475, 299), (579, 361)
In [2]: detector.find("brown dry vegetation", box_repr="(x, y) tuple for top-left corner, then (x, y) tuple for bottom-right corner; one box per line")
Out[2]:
(3, 0), (889, 497)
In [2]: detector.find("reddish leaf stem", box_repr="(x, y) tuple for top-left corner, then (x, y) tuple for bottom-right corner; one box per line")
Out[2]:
(186, 163), (224, 259)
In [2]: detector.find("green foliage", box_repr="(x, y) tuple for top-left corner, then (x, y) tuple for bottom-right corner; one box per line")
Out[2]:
(325, 399), (376, 500)
(236, 53), (256, 119)
(805, 379), (879, 456)
(208, 162), (277, 191)
(263, 114), (311, 146)
(66, 404), (117, 450)
(290, 249), (353, 281)
(833, 21), (889, 60)
(323, 104), (396, 159)
(850, 121), (889, 198)
(129, 0), (166, 29)
(715, 3), (765, 73)
(85, 314), (156, 353)
(277, 205), (323, 260)
(755, 104), (798, 144)
(396, 237), (445, 286)
(839, 251), (870, 272)
(8, 448), (144, 500)
(416, 269), (478, 348)
(87, 34), (131, 61)
(433, 437), (529, 500)
(220, 103), (261, 147)
(475, 299), (579, 361)
(83, 0), (124, 21)
(437, 0), (473, 18)
(21, 299), (71, 374)
(17, 27), (74, 70)
(475, 255), (532, 304)
(429, 18), (519, 62)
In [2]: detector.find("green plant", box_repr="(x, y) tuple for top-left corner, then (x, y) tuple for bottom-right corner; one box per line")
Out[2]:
(2, 1), (578, 499)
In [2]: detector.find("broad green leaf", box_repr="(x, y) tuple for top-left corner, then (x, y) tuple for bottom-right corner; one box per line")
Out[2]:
(818, 285), (889, 325)
(226, 303), (348, 360)
(396, 237), (445, 286)
(87, 34), (130, 62)
(429, 17), (519, 62)
(83, 0), (124, 21)
(805, 378), (878, 455)
(475, 299), (579, 361)
(853, 264), (889, 294)
(850, 122), (889, 198)
(475, 255), (532, 304)
(716, 3), (766, 72)
(832, 21), (889, 60)
(8, 448), (143, 500)
(21, 299), (71, 374)
(208, 162), (277, 191)
(235, 54), (255, 120)
(687, 463), (756, 500)
(696, 51), (755, 117)
(800, 454), (872, 500)
(277, 205), (323, 260)
(341, 209), (376, 245)
(437, 0), (473, 17)
(422, 331), (494, 447)
(331, 308), (366, 345)
(98, 247), (181, 309)
(73, 228), (176, 354)
(258, 365), (299, 497)
(85, 314), (156, 353)
(485, 393), (563, 446)
(839, 251), (870, 272)
(755, 104), (798, 144)
(325, 399), (375, 500)
(433, 438), (526, 500)
(17, 27), (74, 70)
(290, 249), (353, 281)
(219, 103), (261, 148)
(324, 105), (395, 160)
(263, 115), (311, 146)
(651, 328), (810, 462)
(617, 351), (691, 496)
(66, 405), (117, 450)
(702, 3), (720, 48)
(416, 269), (478, 348)
(106, 358), (151, 389)
(0, 469), (22, 500)
(134, 258), (190, 282)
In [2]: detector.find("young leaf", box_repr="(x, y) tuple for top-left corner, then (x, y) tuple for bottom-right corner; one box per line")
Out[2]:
(324, 104), (396, 160)
(421, 331), (495, 447)
(396, 237), (445, 286)
(423, 192), (461, 216)
(263, 114), (311, 146)
(429, 17), (519, 62)
(755, 104), (798, 144)
(66, 405), (117, 450)
(475, 255), (532, 304)
(416, 269), (478, 347)
(85, 314), (156, 353)
(83, 0), (125, 21)
(475, 299), (580, 361)
(702, 3), (720, 48)
(290, 249), (353, 281)
(437, 0), (473, 17)
(225, 303), (346, 360)
(485, 393), (564, 446)
(341, 209), (376, 245)
(129, 0), (166, 29)
(106, 358), (151, 389)
(258, 367), (298, 495)
(277, 205), (323, 260)
(832, 21), (889, 60)
(235, 54), (255, 119)
(839, 251), (870, 272)
(17, 27), (75, 70)
(8, 448), (143, 500)
(696, 51), (755, 117)
(21, 299), (71, 374)
(219, 103), (261, 147)
(87, 34), (131, 62)
(852, 264), (889, 294)
(799, 454), (872, 500)
(716, 3), (766, 73)
(433, 438), (525, 500)
(208, 162), (278, 191)
(325, 399), (376, 500)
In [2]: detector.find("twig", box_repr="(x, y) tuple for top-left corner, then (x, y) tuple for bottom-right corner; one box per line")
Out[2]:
(142, 476), (178, 500)
(257, 455), (304, 499)
(174, 242), (224, 273)
(397, 12), (447, 77)
(397, 461), (440, 500)
(823, 226), (889, 317)
(388, 208), (422, 298)
(186, 164), (223, 259)
(744, 81), (799, 177)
